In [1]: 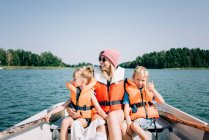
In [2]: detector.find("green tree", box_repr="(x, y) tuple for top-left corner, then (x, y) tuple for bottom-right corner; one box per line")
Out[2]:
(0, 48), (6, 65)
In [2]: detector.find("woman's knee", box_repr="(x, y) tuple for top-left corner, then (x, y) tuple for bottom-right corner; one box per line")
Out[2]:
(107, 110), (124, 124)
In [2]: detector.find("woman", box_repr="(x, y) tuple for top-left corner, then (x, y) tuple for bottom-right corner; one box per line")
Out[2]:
(92, 50), (125, 140)
(69, 49), (125, 140)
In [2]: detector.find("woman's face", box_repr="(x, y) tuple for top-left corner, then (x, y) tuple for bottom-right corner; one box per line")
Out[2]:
(99, 56), (111, 72)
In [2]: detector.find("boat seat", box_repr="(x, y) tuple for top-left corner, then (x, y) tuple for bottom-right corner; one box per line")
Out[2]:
(146, 118), (173, 133)
(50, 116), (71, 132)
(50, 117), (71, 140)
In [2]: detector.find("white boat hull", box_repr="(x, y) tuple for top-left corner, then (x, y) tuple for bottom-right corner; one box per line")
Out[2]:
(1, 102), (208, 140)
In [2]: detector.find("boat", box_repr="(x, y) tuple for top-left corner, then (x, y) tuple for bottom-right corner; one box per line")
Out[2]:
(0, 102), (208, 140)
(0, 67), (3, 69)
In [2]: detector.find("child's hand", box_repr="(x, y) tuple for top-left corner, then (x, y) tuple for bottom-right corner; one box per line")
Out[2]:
(68, 108), (81, 119)
(45, 113), (51, 123)
(126, 123), (133, 136)
(147, 81), (155, 92)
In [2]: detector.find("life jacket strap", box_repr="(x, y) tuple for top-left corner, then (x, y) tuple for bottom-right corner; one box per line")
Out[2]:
(99, 100), (123, 106)
(130, 102), (146, 108)
(69, 103), (94, 111)
(130, 101), (152, 108)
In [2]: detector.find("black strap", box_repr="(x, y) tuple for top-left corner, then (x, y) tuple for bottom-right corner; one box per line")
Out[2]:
(76, 87), (81, 104)
(130, 102), (146, 108)
(69, 103), (94, 111)
(153, 118), (158, 140)
(130, 101), (152, 108)
(99, 100), (123, 106)
(124, 78), (128, 93)
(139, 88), (149, 119)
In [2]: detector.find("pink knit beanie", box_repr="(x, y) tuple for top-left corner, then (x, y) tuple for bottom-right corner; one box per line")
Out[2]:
(100, 49), (120, 68)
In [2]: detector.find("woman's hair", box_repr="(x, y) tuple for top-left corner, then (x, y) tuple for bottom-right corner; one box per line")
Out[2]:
(80, 65), (94, 84)
(102, 64), (116, 81)
(133, 66), (149, 79)
(99, 50), (121, 81)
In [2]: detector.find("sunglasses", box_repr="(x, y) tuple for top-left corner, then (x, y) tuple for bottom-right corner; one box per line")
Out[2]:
(98, 57), (107, 62)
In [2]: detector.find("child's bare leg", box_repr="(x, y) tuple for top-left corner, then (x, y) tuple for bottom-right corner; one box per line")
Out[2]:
(60, 117), (74, 140)
(107, 109), (124, 140)
(131, 122), (149, 140)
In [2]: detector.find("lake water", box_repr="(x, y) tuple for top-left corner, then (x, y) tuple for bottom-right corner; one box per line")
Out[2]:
(0, 68), (209, 131)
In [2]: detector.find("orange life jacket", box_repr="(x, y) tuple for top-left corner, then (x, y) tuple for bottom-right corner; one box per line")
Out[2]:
(94, 66), (125, 113)
(125, 79), (159, 120)
(66, 79), (96, 119)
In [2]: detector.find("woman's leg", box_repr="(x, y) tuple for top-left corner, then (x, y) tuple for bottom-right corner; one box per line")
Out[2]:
(107, 109), (124, 140)
(131, 122), (149, 140)
(60, 117), (74, 140)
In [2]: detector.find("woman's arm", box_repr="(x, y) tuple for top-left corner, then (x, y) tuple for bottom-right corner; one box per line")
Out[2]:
(124, 104), (131, 125)
(91, 93), (107, 120)
(66, 81), (76, 91)
(124, 104), (133, 135)
(45, 99), (70, 122)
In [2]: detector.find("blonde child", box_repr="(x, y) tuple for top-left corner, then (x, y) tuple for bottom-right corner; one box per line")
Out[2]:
(123, 66), (164, 140)
(45, 66), (107, 140)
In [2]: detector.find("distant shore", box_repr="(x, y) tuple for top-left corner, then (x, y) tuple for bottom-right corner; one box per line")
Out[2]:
(1, 66), (208, 70)
(0, 66), (69, 69)
(163, 67), (209, 70)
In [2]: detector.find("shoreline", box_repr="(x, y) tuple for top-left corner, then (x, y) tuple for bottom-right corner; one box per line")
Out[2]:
(163, 67), (209, 70)
(1, 66), (209, 70)
(123, 67), (209, 70)
(0, 66), (69, 70)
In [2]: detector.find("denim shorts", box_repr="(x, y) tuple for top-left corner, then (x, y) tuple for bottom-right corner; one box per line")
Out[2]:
(134, 118), (153, 129)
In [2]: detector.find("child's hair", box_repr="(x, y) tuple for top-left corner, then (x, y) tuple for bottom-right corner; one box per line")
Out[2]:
(80, 65), (94, 84)
(133, 66), (149, 79)
(73, 67), (82, 78)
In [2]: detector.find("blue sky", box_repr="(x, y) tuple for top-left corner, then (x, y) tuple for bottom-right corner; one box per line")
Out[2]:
(0, 0), (209, 64)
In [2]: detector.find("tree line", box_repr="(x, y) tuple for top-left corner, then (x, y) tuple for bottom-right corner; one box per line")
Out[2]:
(66, 62), (93, 68)
(120, 48), (209, 69)
(0, 48), (66, 66)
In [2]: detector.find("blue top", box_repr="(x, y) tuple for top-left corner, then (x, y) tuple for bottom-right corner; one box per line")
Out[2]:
(123, 92), (130, 104)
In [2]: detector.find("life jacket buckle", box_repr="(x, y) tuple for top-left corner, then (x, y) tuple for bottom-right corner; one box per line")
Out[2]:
(132, 104), (138, 113)
(83, 105), (87, 111)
